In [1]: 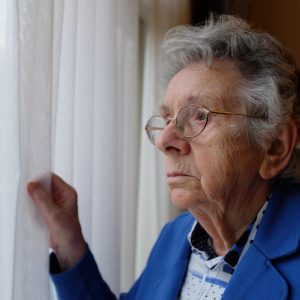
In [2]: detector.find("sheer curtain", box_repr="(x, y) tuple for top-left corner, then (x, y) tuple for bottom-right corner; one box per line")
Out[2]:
(0, 0), (139, 297)
(0, 0), (63, 299)
(0, 0), (190, 299)
(53, 0), (139, 293)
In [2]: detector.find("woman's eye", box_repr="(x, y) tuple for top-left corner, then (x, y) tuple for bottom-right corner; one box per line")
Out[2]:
(195, 112), (206, 121)
(165, 116), (172, 125)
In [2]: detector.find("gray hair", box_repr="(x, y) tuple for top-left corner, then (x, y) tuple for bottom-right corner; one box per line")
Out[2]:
(162, 14), (300, 182)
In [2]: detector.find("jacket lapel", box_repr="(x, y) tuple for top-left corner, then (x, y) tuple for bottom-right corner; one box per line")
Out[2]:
(153, 222), (192, 300)
(222, 245), (288, 300)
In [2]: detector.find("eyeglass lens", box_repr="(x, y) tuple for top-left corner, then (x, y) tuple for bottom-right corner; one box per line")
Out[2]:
(146, 105), (208, 144)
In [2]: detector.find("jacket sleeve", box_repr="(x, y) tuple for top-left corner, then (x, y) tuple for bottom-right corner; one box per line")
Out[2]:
(50, 247), (118, 300)
(50, 244), (152, 300)
(50, 212), (193, 300)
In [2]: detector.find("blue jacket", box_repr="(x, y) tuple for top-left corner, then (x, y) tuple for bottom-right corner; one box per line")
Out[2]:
(51, 183), (300, 299)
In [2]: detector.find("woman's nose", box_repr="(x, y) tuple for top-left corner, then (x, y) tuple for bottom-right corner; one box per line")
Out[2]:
(155, 121), (190, 156)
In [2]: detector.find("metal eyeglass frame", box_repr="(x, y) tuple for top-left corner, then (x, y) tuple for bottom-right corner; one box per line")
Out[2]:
(145, 103), (264, 145)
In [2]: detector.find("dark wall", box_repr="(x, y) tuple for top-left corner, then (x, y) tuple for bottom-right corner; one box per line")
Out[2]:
(249, 0), (300, 67)
(191, 0), (224, 25)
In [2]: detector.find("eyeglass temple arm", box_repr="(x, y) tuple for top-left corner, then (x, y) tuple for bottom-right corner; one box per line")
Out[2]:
(145, 125), (164, 131)
(210, 110), (264, 119)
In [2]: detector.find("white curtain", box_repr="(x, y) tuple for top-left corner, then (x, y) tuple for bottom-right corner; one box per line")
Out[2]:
(0, 0), (63, 299)
(0, 0), (190, 299)
(53, 0), (139, 293)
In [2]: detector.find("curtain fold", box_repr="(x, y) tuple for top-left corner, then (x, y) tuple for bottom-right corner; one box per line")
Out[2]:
(13, 0), (63, 299)
(0, 0), (62, 299)
(0, 0), (63, 299)
(116, 0), (139, 291)
(53, 0), (139, 294)
(0, 1), (20, 299)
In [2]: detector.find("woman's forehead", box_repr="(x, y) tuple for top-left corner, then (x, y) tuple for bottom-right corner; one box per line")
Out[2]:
(163, 62), (242, 112)
(160, 94), (223, 113)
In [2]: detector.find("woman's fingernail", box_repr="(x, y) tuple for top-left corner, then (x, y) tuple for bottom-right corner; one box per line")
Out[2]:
(27, 182), (38, 194)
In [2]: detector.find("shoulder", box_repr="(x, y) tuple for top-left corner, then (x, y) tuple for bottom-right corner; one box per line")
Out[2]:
(276, 182), (300, 198)
(267, 182), (300, 222)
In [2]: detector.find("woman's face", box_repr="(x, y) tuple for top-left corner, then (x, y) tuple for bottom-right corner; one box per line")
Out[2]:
(156, 61), (267, 222)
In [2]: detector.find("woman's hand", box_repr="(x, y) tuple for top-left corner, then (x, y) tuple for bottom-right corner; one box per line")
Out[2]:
(27, 173), (87, 271)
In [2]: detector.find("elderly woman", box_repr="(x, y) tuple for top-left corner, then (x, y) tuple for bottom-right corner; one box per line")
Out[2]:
(28, 15), (300, 299)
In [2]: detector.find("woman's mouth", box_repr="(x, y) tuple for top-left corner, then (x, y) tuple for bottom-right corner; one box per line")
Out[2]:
(166, 172), (192, 183)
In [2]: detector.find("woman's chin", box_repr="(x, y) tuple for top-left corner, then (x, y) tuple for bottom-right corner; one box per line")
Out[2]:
(170, 188), (198, 210)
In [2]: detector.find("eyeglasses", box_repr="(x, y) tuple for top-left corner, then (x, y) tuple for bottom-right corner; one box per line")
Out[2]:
(145, 104), (264, 145)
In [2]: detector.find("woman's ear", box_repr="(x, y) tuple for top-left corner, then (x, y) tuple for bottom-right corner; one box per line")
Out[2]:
(259, 118), (298, 180)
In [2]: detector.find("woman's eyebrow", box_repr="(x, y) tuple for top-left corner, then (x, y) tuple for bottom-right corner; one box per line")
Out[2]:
(159, 104), (170, 115)
(159, 95), (200, 113)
